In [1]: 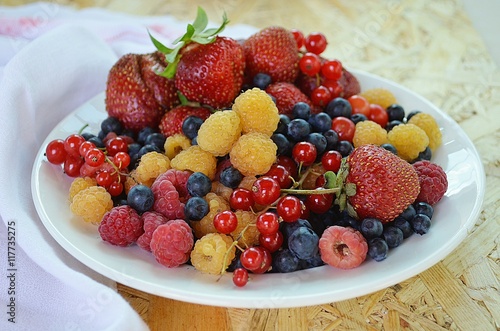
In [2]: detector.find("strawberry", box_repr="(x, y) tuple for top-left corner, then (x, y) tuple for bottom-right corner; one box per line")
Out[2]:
(105, 52), (179, 132)
(243, 26), (300, 84)
(159, 105), (211, 137)
(341, 145), (420, 223)
(265, 82), (315, 115)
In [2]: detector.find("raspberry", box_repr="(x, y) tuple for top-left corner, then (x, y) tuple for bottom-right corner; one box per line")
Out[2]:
(191, 192), (230, 239)
(150, 219), (194, 267)
(197, 110), (242, 156)
(359, 88), (397, 109)
(70, 186), (113, 224)
(413, 160), (448, 205)
(156, 168), (191, 199)
(151, 176), (185, 220)
(352, 120), (388, 148)
(265, 82), (314, 115)
(69, 177), (97, 202)
(124, 170), (139, 194)
(231, 210), (259, 246)
(387, 124), (429, 162)
(135, 151), (171, 186)
(171, 145), (217, 180)
(164, 134), (191, 160)
(232, 88), (280, 136)
(211, 181), (233, 202)
(408, 113), (442, 151)
(136, 211), (169, 251)
(190, 233), (236, 275)
(98, 205), (143, 246)
(318, 226), (368, 269)
(230, 133), (277, 176)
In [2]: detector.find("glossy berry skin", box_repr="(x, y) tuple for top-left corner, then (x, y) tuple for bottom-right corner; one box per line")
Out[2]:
(292, 141), (317, 166)
(288, 226), (319, 260)
(233, 268), (249, 287)
(368, 104), (389, 128)
(127, 184), (154, 213)
(305, 32), (328, 54)
(182, 116), (204, 140)
(240, 247), (264, 271)
(187, 172), (212, 197)
(348, 95), (370, 116)
(368, 237), (388, 262)
(306, 133), (327, 156)
(277, 196), (303, 223)
(331, 116), (356, 142)
(325, 97), (352, 119)
(383, 226), (403, 248)
(305, 191), (334, 214)
(291, 29), (305, 49)
(259, 231), (284, 253)
(323, 129), (339, 151)
(219, 166), (243, 189)
(251, 177), (281, 205)
(78, 141), (96, 158)
(292, 101), (311, 120)
(113, 151), (131, 169)
(184, 196), (209, 221)
(256, 212), (280, 235)
(265, 164), (292, 189)
(271, 133), (293, 157)
(393, 217), (414, 239)
(101, 116), (123, 135)
(277, 155), (298, 178)
(411, 214), (431, 235)
(64, 134), (86, 157)
(287, 118), (311, 142)
(213, 210), (238, 234)
(414, 202), (434, 219)
(272, 248), (300, 273)
(386, 104), (405, 122)
(321, 59), (342, 80)
(311, 86), (333, 107)
(299, 52), (322, 76)
(308, 113), (332, 133)
(63, 155), (84, 177)
(251, 247), (272, 274)
(336, 140), (354, 157)
(45, 139), (67, 165)
(360, 217), (384, 239)
(229, 188), (254, 211)
(106, 137), (128, 156)
(321, 150), (342, 172)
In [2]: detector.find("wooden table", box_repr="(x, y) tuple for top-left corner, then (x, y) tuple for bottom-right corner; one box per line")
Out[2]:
(9, 0), (500, 330)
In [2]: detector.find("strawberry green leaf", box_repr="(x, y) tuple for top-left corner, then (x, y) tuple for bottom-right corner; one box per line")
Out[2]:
(198, 12), (229, 38)
(148, 30), (173, 54)
(159, 56), (180, 79)
(175, 24), (196, 43)
(177, 91), (189, 105)
(324, 171), (337, 189)
(192, 6), (209, 33)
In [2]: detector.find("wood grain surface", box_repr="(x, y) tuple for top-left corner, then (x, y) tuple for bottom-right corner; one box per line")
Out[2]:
(6, 0), (499, 330)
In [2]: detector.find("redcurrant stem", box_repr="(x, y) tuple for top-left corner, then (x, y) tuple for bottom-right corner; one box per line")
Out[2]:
(78, 124), (89, 135)
(280, 187), (340, 195)
(104, 156), (127, 182)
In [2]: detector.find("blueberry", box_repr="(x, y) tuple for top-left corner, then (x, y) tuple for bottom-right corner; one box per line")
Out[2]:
(187, 172), (212, 197)
(97, 130), (106, 140)
(287, 118), (311, 142)
(386, 104), (405, 122)
(280, 219), (312, 242)
(128, 143), (142, 156)
(127, 185), (154, 213)
(368, 238), (389, 261)
(381, 143), (398, 155)
(226, 250), (243, 272)
(411, 214), (431, 235)
(342, 212), (360, 230)
(219, 166), (243, 188)
(184, 197), (209, 221)
(253, 73), (272, 89)
(272, 249), (300, 273)
(299, 250), (324, 269)
(306, 132), (327, 156)
(415, 146), (432, 162)
(325, 97), (352, 118)
(288, 226), (319, 260)
(350, 113), (367, 124)
(88, 136), (104, 148)
(101, 117), (123, 135)
(392, 216), (414, 239)
(271, 133), (292, 156)
(144, 133), (166, 151)
(414, 201), (434, 219)
(275, 114), (291, 135)
(360, 217), (384, 239)
(292, 102), (311, 120)
(400, 204), (416, 221)
(121, 128), (136, 141)
(386, 120), (403, 131)
(81, 132), (96, 141)
(191, 136), (198, 145)
(308, 112), (332, 133)
(137, 127), (158, 145)
(137, 144), (161, 159)
(182, 116), (204, 140)
(383, 226), (404, 248)
(323, 129), (339, 151)
(406, 110), (421, 122)
(336, 140), (354, 157)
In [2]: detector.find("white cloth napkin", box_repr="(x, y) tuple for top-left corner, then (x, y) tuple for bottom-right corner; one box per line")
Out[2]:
(0, 3), (255, 330)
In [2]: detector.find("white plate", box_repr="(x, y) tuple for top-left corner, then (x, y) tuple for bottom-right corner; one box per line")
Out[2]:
(31, 70), (485, 308)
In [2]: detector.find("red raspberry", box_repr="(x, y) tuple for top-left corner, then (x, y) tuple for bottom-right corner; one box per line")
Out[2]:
(413, 160), (448, 205)
(137, 211), (169, 252)
(151, 169), (191, 219)
(150, 219), (194, 267)
(157, 169), (192, 201)
(98, 205), (144, 247)
(319, 226), (368, 269)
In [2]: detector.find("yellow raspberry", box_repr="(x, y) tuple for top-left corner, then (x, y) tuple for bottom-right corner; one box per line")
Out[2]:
(211, 181), (233, 202)
(170, 145), (217, 180)
(124, 170), (139, 194)
(197, 110), (242, 156)
(70, 186), (113, 224)
(135, 151), (170, 186)
(69, 177), (97, 202)
(407, 113), (442, 151)
(387, 124), (429, 162)
(164, 134), (191, 160)
(190, 193), (230, 239)
(238, 176), (257, 190)
(359, 88), (397, 109)
(190, 233), (236, 275)
(230, 133), (277, 176)
(233, 88), (280, 137)
(231, 210), (259, 247)
(353, 121), (388, 148)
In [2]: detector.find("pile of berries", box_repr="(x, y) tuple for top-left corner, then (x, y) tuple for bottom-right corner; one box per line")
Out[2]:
(44, 10), (449, 288)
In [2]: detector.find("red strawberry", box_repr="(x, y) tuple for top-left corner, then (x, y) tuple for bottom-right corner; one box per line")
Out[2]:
(412, 160), (448, 205)
(175, 36), (245, 109)
(105, 52), (179, 132)
(243, 26), (300, 83)
(159, 105), (211, 137)
(343, 145), (420, 223)
(265, 82), (315, 115)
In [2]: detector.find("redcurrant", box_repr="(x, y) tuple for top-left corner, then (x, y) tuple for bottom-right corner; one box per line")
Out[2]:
(259, 231), (284, 253)
(85, 148), (106, 167)
(229, 188), (254, 211)
(240, 247), (264, 271)
(311, 85), (333, 107)
(305, 32), (328, 54)
(233, 268), (249, 287)
(321, 150), (342, 172)
(299, 52), (321, 76)
(321, 60), (343, 80)
(256, 212), (280, 235)
(331, 117), (356, 142)
(368, 104), (389, 128)
(213, 211), (238, 234)
(265, 164), (292, 189)
(276, 196), (303, 223)
(251, 177), (281, 205)
(45, 139), (67, 165)
(348, 95), (370, 116)
(292, 142), (317, 166)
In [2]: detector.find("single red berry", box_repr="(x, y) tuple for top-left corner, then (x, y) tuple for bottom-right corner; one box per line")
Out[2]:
(240, 247), (264, 271)
(114, 151), (131, 169)
(265, 164), (292, 189)
(315, 174), (326, 188)
(277, 156), (298, 178)
(299, 52), (321, 76)
(85, 148), (106, 167)
(305, 32), (328, 54)
(322, 150), (342, 172)
(331, 116), (356, 142)
(311, 85), (333, 107)
(322, 80), (344, 98)
(368, 104), (389, 128)
(213, 210), (238, 234)
(276, 196), (303, 223)
(256, 212), (280, 235)
(229, 188), (254, 211)
(63, 154), (84, 177)
(78, 141), (96, 158)
(251, 177), (281, 205)
(321, 60), (343, 80)
(106, 137), (128, 156)
(305, 190), (334, 214)
(64, 134), (86, 157)
(348, 95), (370, 116)
(259, 231), (284, 253)
(108, 181), (124, 197)
(45, 139), (67, 165)
(96, 170), (113, 188)
(292, 141), (317, 166)
(251, 247), (272, 274)
(291, 29), (305, 49)
(233, 268), (249, 287)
